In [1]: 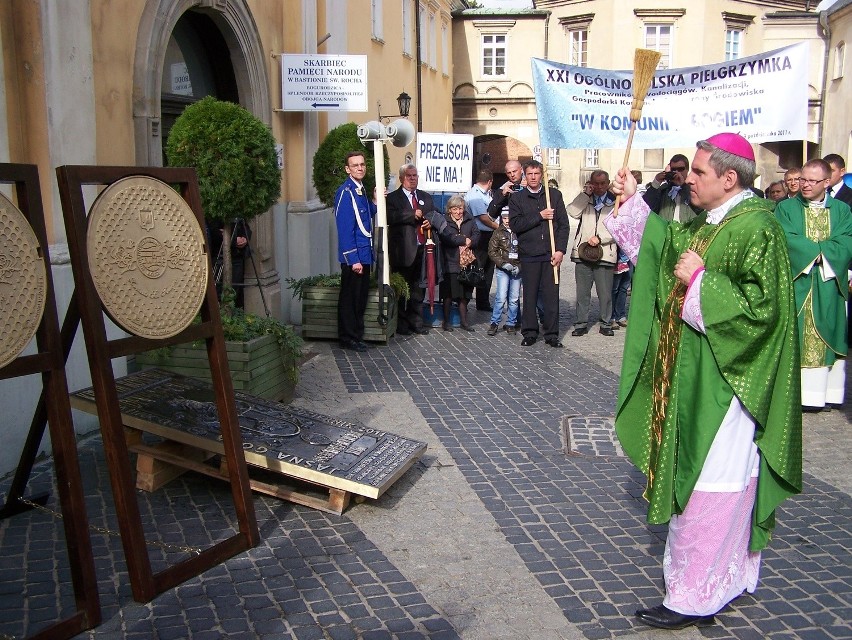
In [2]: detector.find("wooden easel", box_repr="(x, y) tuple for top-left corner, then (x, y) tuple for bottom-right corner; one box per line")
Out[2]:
(0, 163), (101, 638)
(55, 165), (259, 603)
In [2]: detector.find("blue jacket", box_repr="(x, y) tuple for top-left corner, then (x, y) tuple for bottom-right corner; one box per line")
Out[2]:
(335, 177), (376, 265)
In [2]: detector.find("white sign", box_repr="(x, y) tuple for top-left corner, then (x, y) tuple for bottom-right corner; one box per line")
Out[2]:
(280, 54), (368, 112)
(170, 62), (192, 96)
(415, 133), (474, 192)
(532, 42), (809, 149)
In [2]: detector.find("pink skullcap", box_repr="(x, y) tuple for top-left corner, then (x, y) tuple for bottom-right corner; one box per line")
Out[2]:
(705, 133), (755, 162)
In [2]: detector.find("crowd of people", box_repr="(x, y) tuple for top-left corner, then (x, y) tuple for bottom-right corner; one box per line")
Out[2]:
(332, 147), (852, 412)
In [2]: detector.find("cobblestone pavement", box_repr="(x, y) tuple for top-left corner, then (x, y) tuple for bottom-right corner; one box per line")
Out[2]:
(1, 261), (850, 640)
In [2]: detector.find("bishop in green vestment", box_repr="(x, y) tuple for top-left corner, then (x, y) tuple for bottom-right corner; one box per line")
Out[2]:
(605, 133), (802, 630)
(775, 158), (852, 408)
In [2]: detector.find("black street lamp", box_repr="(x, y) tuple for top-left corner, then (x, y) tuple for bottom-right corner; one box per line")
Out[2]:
(378, 91), (412, 122)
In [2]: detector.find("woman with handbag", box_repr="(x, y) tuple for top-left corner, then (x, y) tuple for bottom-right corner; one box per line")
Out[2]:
(439, 195), (480, 331)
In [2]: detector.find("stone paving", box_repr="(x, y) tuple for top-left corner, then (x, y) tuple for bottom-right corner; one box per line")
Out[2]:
(0, 261), (850, 640)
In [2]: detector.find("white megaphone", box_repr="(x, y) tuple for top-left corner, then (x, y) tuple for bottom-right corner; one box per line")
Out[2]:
(357, 121), (384, 142)
(386, 118), (415, 148)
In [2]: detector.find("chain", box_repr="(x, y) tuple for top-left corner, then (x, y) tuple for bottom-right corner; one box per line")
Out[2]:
(19, 497), (202, 556)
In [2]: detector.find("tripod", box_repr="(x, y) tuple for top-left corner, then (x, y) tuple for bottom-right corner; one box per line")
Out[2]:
(213, 218), (271, 317)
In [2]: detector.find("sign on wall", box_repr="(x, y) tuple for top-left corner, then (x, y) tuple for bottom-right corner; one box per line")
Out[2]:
(531, 42), (809, 150)
(280, 54), (368, 112)
(415, 133), (474, 193)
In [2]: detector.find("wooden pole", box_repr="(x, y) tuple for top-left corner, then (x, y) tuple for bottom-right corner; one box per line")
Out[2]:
(541, 154), (559, 285)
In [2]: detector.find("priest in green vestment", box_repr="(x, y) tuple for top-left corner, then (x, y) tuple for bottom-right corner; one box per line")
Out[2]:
(775, 158), (852, 409)
(604, 133), (802, 631)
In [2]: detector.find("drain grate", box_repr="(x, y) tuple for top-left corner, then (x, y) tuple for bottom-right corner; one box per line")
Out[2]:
(561, 415), (625, 458)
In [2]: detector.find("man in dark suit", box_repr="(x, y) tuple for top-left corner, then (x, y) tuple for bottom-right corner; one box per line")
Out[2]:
(386, 163), (436, 335)
(823, 153), (852, 208)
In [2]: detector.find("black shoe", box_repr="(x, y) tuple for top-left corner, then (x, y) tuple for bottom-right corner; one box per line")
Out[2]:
(339, 340), (367, 353)
(477, 304), (493, 312)
(412, 327), (430, 335)
(506, 325), (517, 335)
(545, 339), (564, 348)
(571, 327), (588, 337)
(442, 324), (454, 332)
(521, 336), (537, 346)
(460, 324), (475, 332)
(635, 605), (714, 630)
(487, 323), (499, 336)
(599, 326), (615, 337)
(396, 328), (412, 336)
(355, 341), (369, 350)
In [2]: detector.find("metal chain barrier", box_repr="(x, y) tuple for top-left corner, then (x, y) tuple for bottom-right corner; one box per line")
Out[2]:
(19, 497), (202, 556)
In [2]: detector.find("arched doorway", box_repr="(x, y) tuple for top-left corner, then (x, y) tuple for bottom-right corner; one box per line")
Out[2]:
(472, 134), (534, 186)
(159, 10), (240, 163)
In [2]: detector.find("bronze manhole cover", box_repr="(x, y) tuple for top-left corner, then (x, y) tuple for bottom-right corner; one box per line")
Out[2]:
(0, 192), (47, 369)
(86, 176), (208, 339)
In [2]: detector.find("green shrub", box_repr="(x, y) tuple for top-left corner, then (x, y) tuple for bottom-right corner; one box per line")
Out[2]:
(312, 122), (388, 208)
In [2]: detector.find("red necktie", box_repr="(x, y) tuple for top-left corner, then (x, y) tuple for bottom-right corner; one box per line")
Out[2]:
(412, 191), (425, 244)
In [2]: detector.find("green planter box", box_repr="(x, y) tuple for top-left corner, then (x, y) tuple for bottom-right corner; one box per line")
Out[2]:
(301, 286), (396, 343)
(136, 333), (297, 403)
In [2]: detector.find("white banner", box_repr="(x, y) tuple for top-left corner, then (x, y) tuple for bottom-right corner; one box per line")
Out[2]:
(415, 133), (474, 192)
(532, 42), (809, 150)
(280, 54), (368, 112)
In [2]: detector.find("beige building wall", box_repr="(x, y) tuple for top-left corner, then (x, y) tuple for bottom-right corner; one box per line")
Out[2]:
(454, 1), (825, 194)
(0, 0), (459, 477)
(820, 0), (852, 163)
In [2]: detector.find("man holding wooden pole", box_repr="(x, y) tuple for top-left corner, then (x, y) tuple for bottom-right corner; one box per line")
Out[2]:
(605, 133), (802, 630)
(508, 160), (569, 347)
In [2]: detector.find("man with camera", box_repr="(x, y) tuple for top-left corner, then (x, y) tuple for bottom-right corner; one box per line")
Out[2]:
(568, 170), (617, 336)
(643, 154), (701, 223)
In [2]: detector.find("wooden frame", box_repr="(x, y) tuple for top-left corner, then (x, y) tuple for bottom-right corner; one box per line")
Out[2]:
(0, 163), (101, 639)
(55, 165), (259, 603)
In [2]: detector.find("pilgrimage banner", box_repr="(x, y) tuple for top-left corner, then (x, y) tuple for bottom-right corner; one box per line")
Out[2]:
(531, 42), (808, 150)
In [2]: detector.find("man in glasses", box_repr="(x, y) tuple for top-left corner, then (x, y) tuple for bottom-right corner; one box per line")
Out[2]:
(606, 133), (801, 630)
(642, 154), (701, 223)
(776, 158), (852, 410)
(784, 167), (802, 198)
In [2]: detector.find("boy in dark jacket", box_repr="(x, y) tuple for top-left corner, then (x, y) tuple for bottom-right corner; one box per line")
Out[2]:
(487, 208), (521, 334)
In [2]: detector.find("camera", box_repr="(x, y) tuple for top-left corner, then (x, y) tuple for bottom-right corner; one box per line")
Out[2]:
(664, 171), (677, 182)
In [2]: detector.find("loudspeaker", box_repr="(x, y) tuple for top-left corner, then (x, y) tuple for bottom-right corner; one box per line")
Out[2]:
(386, 118), (415, 148)
(357, 121), (384, 141)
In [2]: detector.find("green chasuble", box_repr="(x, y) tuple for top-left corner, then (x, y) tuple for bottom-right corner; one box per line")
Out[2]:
(775, 194), (852, 367)
(617, 196), (802, 552)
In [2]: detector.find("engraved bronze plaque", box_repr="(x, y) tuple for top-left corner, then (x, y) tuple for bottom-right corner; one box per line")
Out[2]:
(86, 176), (208, 339)
(0, 192), (47, 369)
(71, 369), (427, 499)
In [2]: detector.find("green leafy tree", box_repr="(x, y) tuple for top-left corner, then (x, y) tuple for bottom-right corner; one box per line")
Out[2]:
(312, 122), (388, 208)
(166, 96), (280, 297)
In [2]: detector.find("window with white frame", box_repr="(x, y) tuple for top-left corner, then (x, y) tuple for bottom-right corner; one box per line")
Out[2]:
(725, 29), (742, 61)
(835, 41), (846, 79)
(569, 29), (588, 66)
(419, 4), (427, 61)
(644, 24), (671, 69)
(371, 0), (383, 41)
(441, 21), (449, 74)
(584, 149), (599, 168)
(429, 12), (437, 69)
(548, 148), (560, 168)
(482, 33), (506, 77)
(402, 0), (412, 56)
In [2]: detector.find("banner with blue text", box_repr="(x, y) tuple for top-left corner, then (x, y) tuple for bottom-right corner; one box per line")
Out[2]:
(531, 42), (808, 150)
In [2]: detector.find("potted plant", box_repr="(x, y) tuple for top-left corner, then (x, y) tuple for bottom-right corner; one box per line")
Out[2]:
(286, 273), (408, 343)
(136, 292), (304, 402)
(165, 96), (280, 302)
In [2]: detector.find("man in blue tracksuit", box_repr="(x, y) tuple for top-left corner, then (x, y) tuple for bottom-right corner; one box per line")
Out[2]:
(335, 151), (377, 352)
